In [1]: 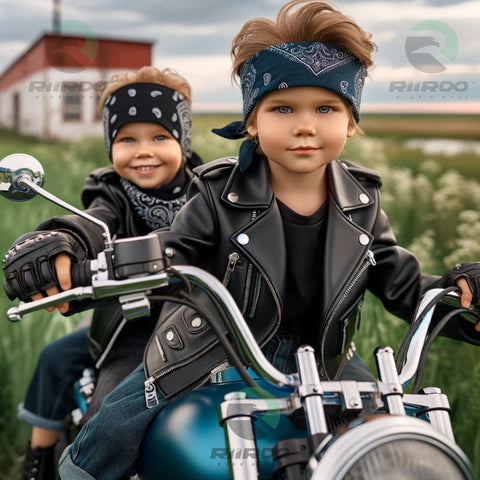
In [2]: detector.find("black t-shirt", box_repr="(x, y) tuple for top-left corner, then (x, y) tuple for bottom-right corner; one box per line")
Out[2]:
(277, 199), (327, 343)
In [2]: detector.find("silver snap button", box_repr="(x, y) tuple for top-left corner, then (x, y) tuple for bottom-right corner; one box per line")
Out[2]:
(359, 234), (369, 245)
(227, 192), (239, 203)
(166, 331), (175, 342)
(191, 317), (202, 328)
(359, 193), (369, 204)
(236, 233), (249, 245)
(164, 247), (175, 258)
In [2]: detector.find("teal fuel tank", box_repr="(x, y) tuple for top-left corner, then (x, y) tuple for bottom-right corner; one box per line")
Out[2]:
(138, 376), (307, 480)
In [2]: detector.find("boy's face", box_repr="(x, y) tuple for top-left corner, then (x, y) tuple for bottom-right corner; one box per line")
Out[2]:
(111, 122), (183, 190)
(247, 87), (355, 177)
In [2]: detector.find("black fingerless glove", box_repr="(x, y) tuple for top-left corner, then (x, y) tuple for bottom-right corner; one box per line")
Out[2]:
(2, 230), (88, 301)
(442, 262), (480, 306)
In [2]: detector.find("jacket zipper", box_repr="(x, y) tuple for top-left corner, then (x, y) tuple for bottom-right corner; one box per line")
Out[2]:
(321, 249), (376, 379)
(225, 208), (281, 346)
(222, 252), (239, 286)
(144, 338), (220, 406)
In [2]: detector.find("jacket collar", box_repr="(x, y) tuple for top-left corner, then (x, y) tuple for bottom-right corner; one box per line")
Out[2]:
(221, 156), (373, 211)
(221, 154), (273, 208)
(327, 159), (374, 211)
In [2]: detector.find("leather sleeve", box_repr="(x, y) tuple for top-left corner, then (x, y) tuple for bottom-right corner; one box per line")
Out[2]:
(158, 176), (217, 266)
(367, 206), (480, 345)
(36, 168), (125, 257)
(367, 206), (440, 320)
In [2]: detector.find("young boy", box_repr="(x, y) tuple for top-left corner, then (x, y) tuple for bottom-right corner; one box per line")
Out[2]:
(7, 65), (201, 480)
(3, 1), (480, 478)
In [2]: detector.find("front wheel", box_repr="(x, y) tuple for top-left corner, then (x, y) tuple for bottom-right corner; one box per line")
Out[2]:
(306, 415), (475, 480)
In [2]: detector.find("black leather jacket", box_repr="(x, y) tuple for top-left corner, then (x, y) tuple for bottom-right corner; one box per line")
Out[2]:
(35, 156), (479, 384)
(38, 165), (194, 360)
(155, 155), (478, 380)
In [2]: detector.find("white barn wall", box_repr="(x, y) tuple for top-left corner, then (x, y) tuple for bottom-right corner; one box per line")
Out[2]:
(0, 67), (134, 140)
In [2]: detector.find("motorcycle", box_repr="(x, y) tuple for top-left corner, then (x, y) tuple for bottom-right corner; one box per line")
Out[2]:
(1, 153), (478, 479)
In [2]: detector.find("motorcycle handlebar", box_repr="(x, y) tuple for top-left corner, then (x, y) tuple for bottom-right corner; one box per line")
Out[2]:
(5, 154), (474, 390)
(71, 259), (92, 288)
(7, 261), (298, 388)
(7, 257), (474, 389)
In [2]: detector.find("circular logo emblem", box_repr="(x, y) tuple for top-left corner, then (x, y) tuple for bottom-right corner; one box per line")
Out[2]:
(405, 21), (458, 73)
(45, 20), (98, 73)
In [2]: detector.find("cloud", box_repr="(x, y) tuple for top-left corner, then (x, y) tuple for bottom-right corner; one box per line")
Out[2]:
(0, 0), (478, 110)
(371, 63), (480, 82)
(154, 54), (239, 100)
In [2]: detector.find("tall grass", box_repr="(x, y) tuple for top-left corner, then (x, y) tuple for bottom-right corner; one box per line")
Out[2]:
(1, 115), (480, 477)
(343, 134), (480, 476)
(0, 131), (107, 477)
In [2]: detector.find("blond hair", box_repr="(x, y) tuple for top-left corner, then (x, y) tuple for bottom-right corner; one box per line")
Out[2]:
(98, 66), (192, 114)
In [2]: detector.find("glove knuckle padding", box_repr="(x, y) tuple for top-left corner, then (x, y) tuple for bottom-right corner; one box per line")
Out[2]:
(442, 262), (480, 305)
(2, 230), (87, 301)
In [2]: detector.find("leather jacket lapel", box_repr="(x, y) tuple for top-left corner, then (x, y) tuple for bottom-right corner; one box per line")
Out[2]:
(220, 157), (273, 208)
(321, 161), (374, 316)
(222, 159), (286, 312)
(232, 200), (286, 312)
(219, 158), (377, 325)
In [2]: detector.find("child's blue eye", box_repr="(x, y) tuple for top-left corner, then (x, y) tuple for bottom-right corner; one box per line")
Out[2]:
(276, 106), (292, 114)
(120, 137), (135, 143)
(153, 135), (168, 141)
(318, 106), (332, 114)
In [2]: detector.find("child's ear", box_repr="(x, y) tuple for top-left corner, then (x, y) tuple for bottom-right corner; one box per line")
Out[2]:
(347, 124), (356, 137)
(246, 125), (258, 138)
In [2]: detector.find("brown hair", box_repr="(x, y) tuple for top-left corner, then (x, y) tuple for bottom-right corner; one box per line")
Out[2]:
(98, 66), (192, 114)
(231, 0), (375, 77)
(231, 1), (375, 129)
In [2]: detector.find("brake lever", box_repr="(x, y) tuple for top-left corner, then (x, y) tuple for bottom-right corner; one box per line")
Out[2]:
(7, 287), (95, 322)
(7, 271), (171, 322)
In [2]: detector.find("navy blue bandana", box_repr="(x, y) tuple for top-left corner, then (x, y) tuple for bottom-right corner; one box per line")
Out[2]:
(103, 82), (192, 160)
(213, 41), (366, 171)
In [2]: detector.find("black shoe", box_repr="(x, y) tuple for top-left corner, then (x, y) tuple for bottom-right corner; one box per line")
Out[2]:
(22, 442), (56, 480)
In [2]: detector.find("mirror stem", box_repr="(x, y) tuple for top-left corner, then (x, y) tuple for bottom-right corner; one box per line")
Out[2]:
(18, 175), (113, 249)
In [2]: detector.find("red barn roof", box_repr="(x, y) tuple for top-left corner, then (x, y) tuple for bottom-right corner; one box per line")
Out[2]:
(0, 32), (153, 90)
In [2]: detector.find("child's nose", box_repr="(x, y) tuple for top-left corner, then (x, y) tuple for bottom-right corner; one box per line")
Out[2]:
(293, 122), (316, 136)
(135, 145), (154, 158)
(293, 115), (317, 136)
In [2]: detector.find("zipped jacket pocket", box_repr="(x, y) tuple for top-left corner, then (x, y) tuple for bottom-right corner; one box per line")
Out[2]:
(321, 250), (376, 380)
(143, 285), (229, 400)
(222, 252), (262, 320)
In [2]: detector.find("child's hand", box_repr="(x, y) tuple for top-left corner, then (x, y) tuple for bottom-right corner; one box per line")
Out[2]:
(442, 263), (480, 331)
(3, 230), (85, 314)
(455, 278), (480, 331)
(31, 253), (72, 313)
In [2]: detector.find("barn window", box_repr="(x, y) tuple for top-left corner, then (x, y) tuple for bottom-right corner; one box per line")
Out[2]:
(93, 92), (102, 121)
(62, 82), (82, 121)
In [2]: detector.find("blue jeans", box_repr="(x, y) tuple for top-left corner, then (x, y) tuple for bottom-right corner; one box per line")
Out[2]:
(19, 327), (93, 431)
(59, 364), (159, 479)
(59, 334), (374, 479)
(59, 330), (301, 479)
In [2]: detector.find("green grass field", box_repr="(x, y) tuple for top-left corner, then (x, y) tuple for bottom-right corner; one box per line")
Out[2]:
(1, 113), (480, 478)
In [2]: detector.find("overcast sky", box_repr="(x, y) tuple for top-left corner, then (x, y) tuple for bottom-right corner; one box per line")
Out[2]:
(0, 0), (479, 113)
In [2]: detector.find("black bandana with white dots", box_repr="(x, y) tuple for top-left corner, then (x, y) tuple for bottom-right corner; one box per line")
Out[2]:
(102, 82), (192, 161)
